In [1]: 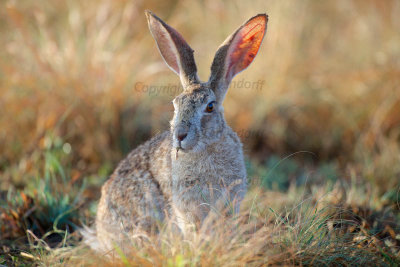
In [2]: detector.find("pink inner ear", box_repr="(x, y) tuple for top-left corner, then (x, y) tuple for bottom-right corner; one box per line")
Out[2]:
(226, 16), (266, 81)
(150, 19), (180, 74)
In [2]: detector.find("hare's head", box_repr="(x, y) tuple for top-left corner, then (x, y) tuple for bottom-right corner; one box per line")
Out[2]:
(146, 11), (267, 152)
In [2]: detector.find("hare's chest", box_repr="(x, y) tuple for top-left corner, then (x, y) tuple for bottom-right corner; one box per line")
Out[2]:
(171, 151), (244, 200)
(171, 152), (233, 184)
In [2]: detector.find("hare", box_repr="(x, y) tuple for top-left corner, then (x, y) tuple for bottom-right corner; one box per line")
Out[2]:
(94, 10), (268, 252)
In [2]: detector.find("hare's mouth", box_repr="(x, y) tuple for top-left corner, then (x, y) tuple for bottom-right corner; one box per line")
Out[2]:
(172, 130), (199, 152)
(172, 141), (186, 152)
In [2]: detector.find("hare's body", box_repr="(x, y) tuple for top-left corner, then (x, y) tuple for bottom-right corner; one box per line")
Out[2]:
(93, 11), (267, 252)
(96, 125), (245, 250)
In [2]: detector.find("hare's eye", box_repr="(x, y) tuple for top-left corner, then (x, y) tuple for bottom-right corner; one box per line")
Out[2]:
(205, 102), (215, 113)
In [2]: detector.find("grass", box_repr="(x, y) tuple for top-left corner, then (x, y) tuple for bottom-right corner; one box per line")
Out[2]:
(1, 0), (400, 266)
(1, 151), (399, 266)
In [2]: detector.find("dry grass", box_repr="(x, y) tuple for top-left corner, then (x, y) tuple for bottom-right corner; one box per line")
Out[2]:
(1, 0), (400, 266)
(10, 185), (398, 266)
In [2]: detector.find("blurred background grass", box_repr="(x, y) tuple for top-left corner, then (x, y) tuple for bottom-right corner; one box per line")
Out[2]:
(1, 0), (399, 192)
(1, 0), (400, 265)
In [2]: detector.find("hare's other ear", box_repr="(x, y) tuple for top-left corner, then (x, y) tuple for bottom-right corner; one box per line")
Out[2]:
(146, 10), (199, 87)
(208, 14), (267, 102)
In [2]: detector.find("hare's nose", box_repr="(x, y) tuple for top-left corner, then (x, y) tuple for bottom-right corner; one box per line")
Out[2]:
(177, 132), (187, 141)
(175, 127), (188, 142)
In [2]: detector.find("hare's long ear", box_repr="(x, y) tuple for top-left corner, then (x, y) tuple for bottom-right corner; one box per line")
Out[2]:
(208, 14), (267, 102)
(146, 10), (199, 87)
